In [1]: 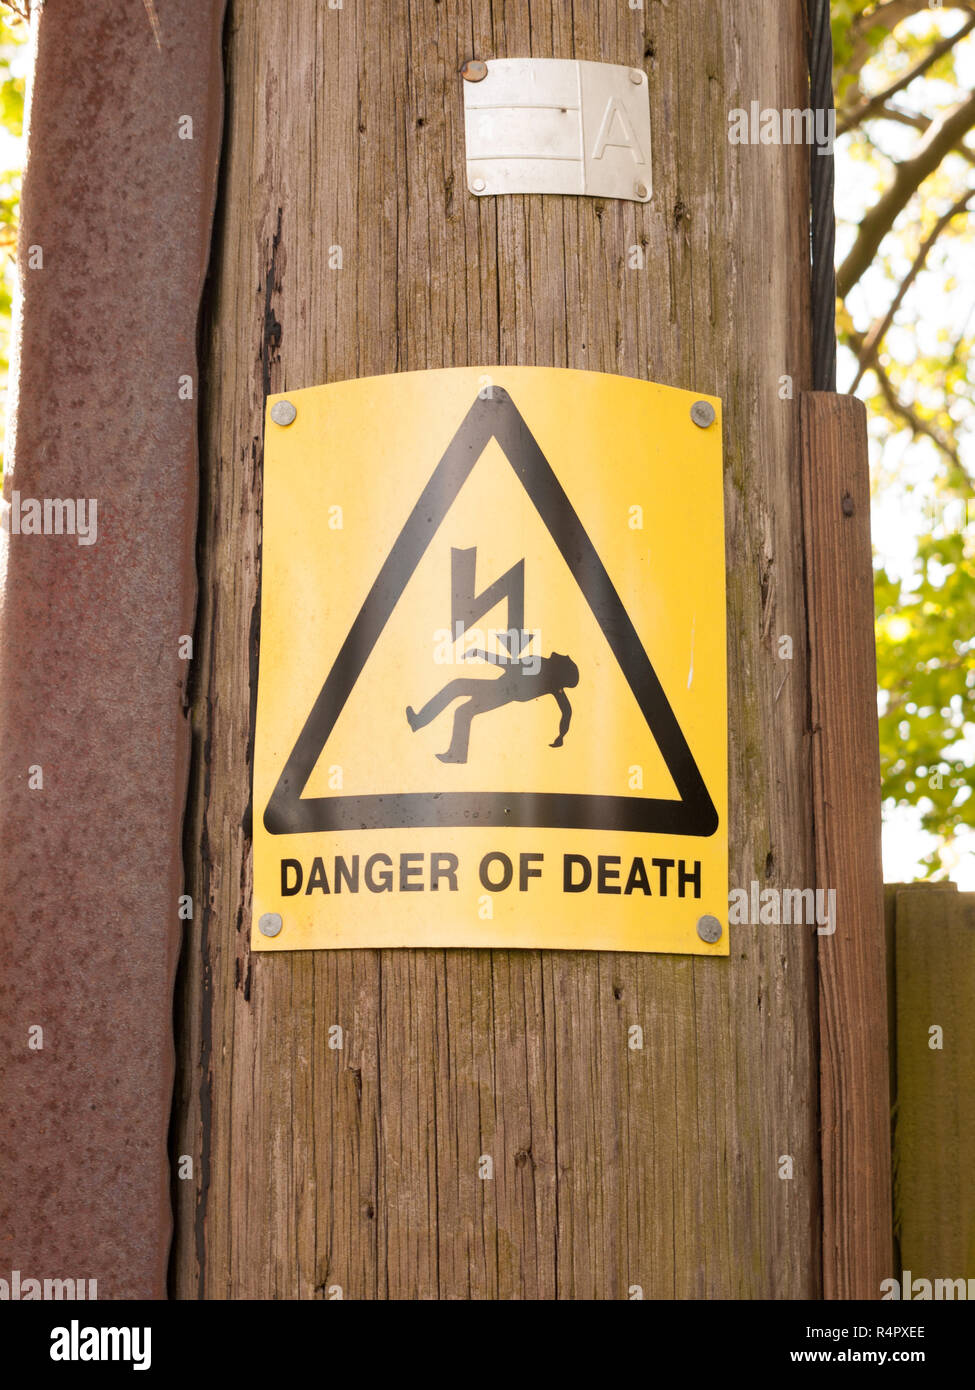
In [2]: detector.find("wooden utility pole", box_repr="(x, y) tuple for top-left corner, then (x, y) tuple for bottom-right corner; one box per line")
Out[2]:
(171, 0), (837, 1299)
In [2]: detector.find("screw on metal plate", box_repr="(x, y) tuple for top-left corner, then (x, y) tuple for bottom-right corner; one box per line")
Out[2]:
(697, 914), (723, 944)
(270, 399), (297, 427)
(690, 400), (716, 429)
(470, 175), (487, 193)
(634, 181), (649, 199)
(259, 912), (283, 937)
(463, 58), (652, 203)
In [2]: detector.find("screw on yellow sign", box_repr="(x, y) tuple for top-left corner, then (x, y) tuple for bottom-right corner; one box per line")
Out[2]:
(253, 367), (727, 955)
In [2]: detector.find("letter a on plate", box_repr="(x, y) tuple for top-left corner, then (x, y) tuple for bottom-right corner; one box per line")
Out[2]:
(253, 368), (726, 954)
(464, 59), (652, 201)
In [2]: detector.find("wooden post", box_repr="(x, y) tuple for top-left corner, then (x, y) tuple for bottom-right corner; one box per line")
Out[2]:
(893, 884), (975, 1282)
(174, 1), (822, 1298)
(800, 394), (893, 1298)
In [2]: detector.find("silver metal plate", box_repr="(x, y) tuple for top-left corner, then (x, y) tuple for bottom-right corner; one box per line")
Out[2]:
(463, 58), (652, 202)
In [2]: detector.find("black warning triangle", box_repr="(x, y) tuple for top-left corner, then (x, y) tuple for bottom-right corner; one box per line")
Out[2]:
(264, 387), (719, 838)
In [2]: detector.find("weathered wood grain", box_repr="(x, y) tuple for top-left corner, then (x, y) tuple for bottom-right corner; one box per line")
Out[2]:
(894, 884), (975, 1283)
(173, 0), (820, 1298)
(800, 393), (892, 1298)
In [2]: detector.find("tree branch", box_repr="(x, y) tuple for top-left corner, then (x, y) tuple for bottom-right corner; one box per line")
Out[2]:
(857, 107), (975, 170)
(849, 191), (973, 391)
(838, 14), (975, 135)
(840, 0), (975, 87)
(854, 351), (967, 474)
(837, 90), (975, 297)
(871, 104), (935, 131)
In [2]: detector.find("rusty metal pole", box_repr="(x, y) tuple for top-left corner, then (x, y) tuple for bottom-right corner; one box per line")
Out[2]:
(0, 1), (225, 1299)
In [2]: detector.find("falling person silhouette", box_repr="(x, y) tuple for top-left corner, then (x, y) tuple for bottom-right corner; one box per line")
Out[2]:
(406, 648), (580, 764)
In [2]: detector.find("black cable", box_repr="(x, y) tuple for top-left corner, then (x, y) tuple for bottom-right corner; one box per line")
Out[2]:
(809, 0), (838, 391)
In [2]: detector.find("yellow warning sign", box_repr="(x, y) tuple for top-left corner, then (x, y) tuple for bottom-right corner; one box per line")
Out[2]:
(253, 367), (727, 954)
